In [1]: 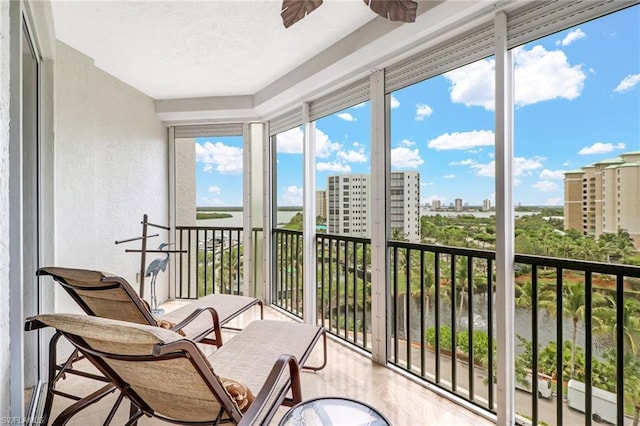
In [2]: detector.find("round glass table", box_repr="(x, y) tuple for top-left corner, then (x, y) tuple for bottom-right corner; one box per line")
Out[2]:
(279, 397), (391, 426)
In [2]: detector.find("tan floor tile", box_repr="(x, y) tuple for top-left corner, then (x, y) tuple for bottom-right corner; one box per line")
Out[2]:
(47, 303), (494, 425)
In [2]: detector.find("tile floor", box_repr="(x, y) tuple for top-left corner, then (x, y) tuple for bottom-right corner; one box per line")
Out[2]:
(47, 302), (496, 425)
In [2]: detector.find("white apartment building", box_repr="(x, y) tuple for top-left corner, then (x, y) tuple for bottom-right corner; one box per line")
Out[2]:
(327, 174), (371, 237)
(483, 198), (491, 212)
(455, 198), (463, 212)
(390, 172), (421, 242)
(327, 172), (420, 242)
(316, 190), (328, 219)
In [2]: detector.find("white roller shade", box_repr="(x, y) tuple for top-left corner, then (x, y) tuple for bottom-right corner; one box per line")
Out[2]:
(507, 0), (638, 49)
(269, 108), (303, 136)
(308, 77), (370, 122)
(174, 123), (243, 138)
(385, 23), (494, 94)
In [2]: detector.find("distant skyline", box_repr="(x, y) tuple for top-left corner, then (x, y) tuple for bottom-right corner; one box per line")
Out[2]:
(195, 6), (639, 208)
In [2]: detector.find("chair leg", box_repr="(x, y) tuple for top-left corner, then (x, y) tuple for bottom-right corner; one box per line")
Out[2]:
(124, 404), (143, 426)
(302, 330), (328, 372)
(102, 390), (126, 426)
(42, 332), (64, 425)
(50, 384), (116, 426)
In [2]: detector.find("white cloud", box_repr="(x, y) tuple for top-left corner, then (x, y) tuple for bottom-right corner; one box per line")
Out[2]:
(614, 74), (640, 93)
(471, 162), (494, 177)
(578, 142), (626, 155)
(400, 138), (415, 147)
(391, 147), (424, 169)
(428, 130), (494, 151)
(351, 102), (366, 109)
(450, 159), (476, 166)
(195, 141), (243, 174)
(276, 127), (303, 154)
(443, 174), (456, 179)
(208, 185), (221, 194)
(444, 60), (495, 110)
(390, 95), (400, 109)
(276, 127), (340, 158)
(337, 147), (367, 163)
(420, 182), (435, 186)
(415, 103), (433, 121)
(562, 161), (572, 166)
(337, 112), (357, 122)
(470, 156), (545, 178)
(514, 46), (586, 107)
(315, 128), (342, 158)
(443, 45), (586, 110)
(281, 185), (303, 206)
(546, 197), (562, 206)
(317, 161), (351, 173)
(533, 180), (559, 192)
(467, 148), (483, 154)
(556, 28), (586, 46)
(539, 169), (565, 180)
(514, 156), (546, 176)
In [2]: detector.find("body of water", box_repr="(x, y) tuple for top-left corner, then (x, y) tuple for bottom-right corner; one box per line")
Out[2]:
(198, 208), (543, 228)
(197, 210), (301, 228)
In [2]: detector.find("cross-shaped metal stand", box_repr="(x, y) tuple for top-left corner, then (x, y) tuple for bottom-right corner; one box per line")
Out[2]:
(115, 214), (185, 303)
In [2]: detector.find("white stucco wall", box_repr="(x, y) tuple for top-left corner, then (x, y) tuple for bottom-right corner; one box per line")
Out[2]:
(0, 1), (11, 417)
(54, 41), (169, 311)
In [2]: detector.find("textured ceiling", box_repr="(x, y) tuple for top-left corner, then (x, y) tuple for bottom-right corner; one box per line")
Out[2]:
(51, 0), (378, 100)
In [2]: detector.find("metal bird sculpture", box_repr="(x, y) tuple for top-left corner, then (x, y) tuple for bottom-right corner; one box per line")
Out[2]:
(146, 242), (171, 315)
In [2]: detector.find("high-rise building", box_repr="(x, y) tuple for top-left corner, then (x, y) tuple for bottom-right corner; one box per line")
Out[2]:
(316, 190), (328, 219)
(327, 174), (370, 238)
(327, 172), (420, 242)
(482, 198), (491, 212)
(454, 198), (463, 212)
(564, 151), (640, 248)
(390, 171), (420, 243)
(432, 199), (441, 211)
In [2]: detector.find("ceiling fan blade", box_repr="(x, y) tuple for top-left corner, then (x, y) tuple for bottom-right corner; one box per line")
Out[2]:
(281, 0), (324, 28)
(363, 0), (418, 23)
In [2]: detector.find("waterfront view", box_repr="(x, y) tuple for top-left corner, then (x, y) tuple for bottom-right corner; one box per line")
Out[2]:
(184, 5), (640, 425)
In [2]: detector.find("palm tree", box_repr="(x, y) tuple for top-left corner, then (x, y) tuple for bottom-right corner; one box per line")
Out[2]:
(546, 282), (605, 379)
(456, 257), (469, 329)
(515, 280), (555, 311)
(594, 295), (640, 355)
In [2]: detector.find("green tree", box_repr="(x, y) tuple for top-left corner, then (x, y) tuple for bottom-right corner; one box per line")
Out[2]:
(545, 282), (605, 379)
(594, 295), (640, 355)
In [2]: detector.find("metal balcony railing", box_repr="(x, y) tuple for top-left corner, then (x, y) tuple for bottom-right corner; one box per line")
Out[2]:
(177, 226), (640, 424)
(174, 226), (262, 299)
(271, 229), (640, 424)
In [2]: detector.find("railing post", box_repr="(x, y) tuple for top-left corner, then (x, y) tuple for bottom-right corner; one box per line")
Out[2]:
(494, 11), (516, 426)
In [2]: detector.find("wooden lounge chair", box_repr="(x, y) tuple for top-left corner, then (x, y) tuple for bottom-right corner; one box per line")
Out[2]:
(26, 313), (327, 425)
(36, 266), (263, 424)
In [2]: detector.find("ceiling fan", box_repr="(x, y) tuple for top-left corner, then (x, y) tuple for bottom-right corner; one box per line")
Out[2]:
(281, 0), (418, 29)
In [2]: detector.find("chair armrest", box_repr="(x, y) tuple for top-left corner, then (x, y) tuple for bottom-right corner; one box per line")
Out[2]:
(238, 354), (302, 426)
(25, 317), (48, 331)
(171, 307), (222, 344)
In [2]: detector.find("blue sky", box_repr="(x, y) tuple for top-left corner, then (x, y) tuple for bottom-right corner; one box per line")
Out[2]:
(195, 6), (639, 208)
